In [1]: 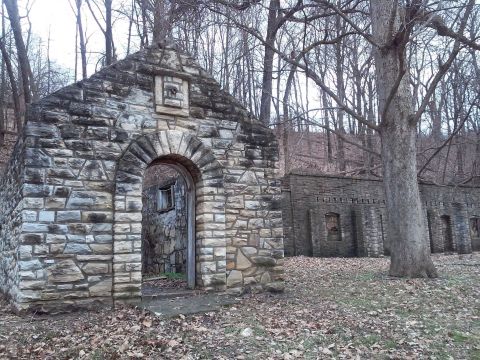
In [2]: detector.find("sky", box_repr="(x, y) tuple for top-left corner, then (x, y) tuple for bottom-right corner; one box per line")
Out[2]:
(24, 0), (131, 77)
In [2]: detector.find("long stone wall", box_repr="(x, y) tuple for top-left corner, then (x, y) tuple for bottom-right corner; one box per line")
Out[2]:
(0, 44), (284, 312)
(283, 170), (480, 257)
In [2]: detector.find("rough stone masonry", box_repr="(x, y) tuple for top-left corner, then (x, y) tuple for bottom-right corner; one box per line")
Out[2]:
(0, 43), (284, 313)
(283, 170), (480, 258)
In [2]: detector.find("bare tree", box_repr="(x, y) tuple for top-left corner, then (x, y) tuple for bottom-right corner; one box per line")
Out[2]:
(4, 0), (34, 131)
(85, 0), (115, 65)
(205, 0), (479, 277)
(70, 0), (88, 79)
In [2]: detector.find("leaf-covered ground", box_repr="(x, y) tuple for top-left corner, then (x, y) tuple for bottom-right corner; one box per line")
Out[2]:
(1, 254), (479, 359)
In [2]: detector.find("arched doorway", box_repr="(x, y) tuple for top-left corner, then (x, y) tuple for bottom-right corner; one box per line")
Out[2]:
(141, 161), (196, 294)
(112, 130), (226, 303)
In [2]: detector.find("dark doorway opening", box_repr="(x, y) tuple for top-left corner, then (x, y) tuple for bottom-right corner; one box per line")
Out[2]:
(141, 162), (195, 297)
(441, 215), (454, 253)
(470, 217), (480, 252)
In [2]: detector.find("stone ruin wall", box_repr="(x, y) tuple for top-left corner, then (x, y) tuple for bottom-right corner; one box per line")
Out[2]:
(0, 138), (25, 302)
(283, 171), (480, 257)
(0, 45), (284, 312)
(142, 173), (187, 275)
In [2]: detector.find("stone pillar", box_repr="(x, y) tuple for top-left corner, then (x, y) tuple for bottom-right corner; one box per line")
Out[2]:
(281, 186), (295, 256)
(428, 208), (444, 253)
(420, 205), (431, 254)
(113, 193), (143, 303)
(452, 203), (472, 254)
(362, 207), (382, 257)
(426, 209), (433, 253)
(308, 208), (322, 257)
(379, 210), (390, 255)
(352, 206), (366, 257)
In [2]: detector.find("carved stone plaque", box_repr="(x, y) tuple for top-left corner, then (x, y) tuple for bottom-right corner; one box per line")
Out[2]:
(155, 76), (189, 117)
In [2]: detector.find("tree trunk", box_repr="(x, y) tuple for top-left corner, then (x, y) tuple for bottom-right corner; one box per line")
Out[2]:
(75, 0), (87, 79)
(0, 37), (22, 132)
(126, 0), (134, 54)
(153, 0), (171, 43)
(429, 99), (442, 143)
(105, 0), (113, 65)
(258, 0), (279, 126)
(371, 0), (437, 278)
(4, 0), (31, 131)
(0, 4), (6, 147)
(282, 62), (297, 174)
(335, 12), (346, 172)
(364, 78), (375, 173)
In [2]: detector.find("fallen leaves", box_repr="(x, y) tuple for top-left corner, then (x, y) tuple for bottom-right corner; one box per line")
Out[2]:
(0, 254), (479, 359)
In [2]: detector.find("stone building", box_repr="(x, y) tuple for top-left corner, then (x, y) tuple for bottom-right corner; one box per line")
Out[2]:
(0, 44), (284, 312)
(283, 170), (480, 257)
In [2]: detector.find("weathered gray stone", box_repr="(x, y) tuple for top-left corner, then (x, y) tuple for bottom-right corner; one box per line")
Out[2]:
(64, 244), (91, 255)
(236, 250), (252, 270)
(66, 191), (112, 209)
(265, 281), (285, 293)
(89, 244), (112, 254)
(89, 279), (112, 296)
(18, 246), (33, 260)
(202, 273), (227, 287)
(46, 234), (67, 243)
(19, 280), (46, 290)
(19, 260), (43, 271)
(200, 261), (217, 274)
(82, 263), (109, 275)
(252, 256), (276, 267)
(260, 271), (271, 285)
(20, 234), (43, 245)
(38, 211), (55, 222)
(57, 211), (81, 222)
(226, 270), (243, 287)
(46, 260), (84, 283)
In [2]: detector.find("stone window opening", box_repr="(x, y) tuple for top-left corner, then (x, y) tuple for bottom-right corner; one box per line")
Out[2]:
(325, 212), (341, 241)
(157, 185), (175, 212)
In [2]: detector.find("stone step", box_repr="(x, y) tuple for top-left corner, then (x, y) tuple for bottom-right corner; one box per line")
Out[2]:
(140, 292), (239, 318)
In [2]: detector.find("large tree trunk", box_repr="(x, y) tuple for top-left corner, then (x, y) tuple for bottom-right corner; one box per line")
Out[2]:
(75, 0), (87, 79)
(0, 5), (6, 147)
(105, 0), (113, 65)
(334, 9), (346, 172)
(153, 0), (171, 43)
(258, 0), (279, 126)
(282, 63), (297, 174)
(4, 0), (31, 131)
(371, 0), (437, 278)
(0, 37), (22, 132)
(380, 119), (437, 277)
